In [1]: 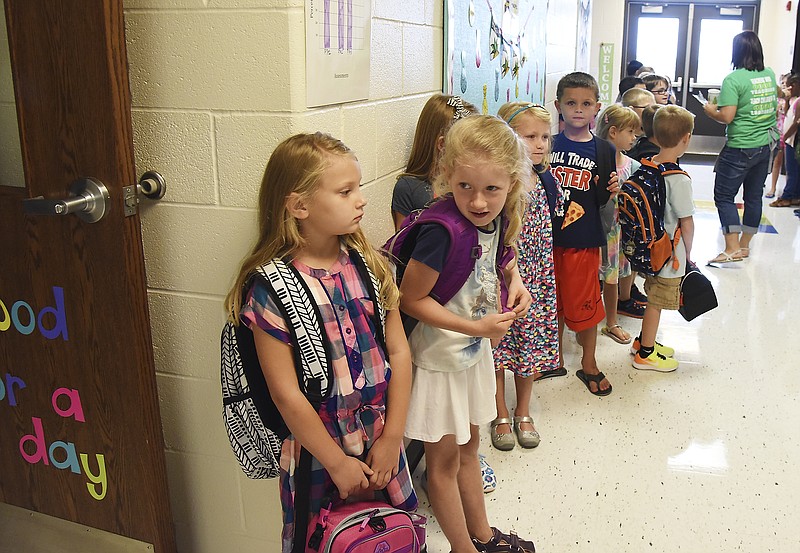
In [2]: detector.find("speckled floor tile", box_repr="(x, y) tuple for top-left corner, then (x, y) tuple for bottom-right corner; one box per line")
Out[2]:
(414, 157), (800, 552)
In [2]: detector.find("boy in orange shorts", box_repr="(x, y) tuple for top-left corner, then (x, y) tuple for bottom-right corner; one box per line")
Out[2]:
(550, 72), (619, 396)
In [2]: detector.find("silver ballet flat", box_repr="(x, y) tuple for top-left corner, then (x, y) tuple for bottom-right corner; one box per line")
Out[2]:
(513, 415), (540, 448)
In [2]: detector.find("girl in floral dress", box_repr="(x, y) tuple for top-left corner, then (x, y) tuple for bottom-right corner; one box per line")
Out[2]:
(490, 102), (562, 451)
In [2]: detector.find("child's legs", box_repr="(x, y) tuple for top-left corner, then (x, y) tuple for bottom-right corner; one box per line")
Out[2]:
(619, 272), (635, 302)
(493, 369), (511, 433)
(457, 425), (492, 543)
(576, 326), (598, 371)
(557, 315), (565, 369)
(512, 375), (536, 431)
(601, 224), (622, 326)
(640, 304), (662, 347)
(603, 280), (619, 326)
(639, 275), (679, 346)
(425, 437), (482, 552)
(770, 148), (783, 192)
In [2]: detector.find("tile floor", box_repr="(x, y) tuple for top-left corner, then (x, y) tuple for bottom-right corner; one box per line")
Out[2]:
(415, 155), (800, 553)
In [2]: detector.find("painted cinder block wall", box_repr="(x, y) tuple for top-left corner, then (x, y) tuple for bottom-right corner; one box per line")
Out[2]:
(122, 1), (580, 551)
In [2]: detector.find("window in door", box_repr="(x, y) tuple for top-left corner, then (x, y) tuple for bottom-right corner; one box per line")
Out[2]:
(696, 19), (744, 84)
(635, 17), (680, 78)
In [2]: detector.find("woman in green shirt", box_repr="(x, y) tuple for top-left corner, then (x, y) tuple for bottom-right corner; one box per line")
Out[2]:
(703, 31), (777, 264)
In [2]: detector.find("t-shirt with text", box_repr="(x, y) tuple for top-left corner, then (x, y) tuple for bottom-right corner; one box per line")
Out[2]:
(549, 134), (613, 248)
(719, 67), (778, 149)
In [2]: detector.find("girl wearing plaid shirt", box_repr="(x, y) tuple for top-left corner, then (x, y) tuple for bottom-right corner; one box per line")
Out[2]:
(226, 132), (417, 552)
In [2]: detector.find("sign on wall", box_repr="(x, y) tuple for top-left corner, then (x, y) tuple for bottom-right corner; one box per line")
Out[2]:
(305, 0), (371, 108)
(599, 42), (614, 104)
(444, 0), (548, 115)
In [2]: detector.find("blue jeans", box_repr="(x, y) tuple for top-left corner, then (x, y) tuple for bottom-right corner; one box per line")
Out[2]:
(713, 144), (770, 234)
(780, 143), (800, 200)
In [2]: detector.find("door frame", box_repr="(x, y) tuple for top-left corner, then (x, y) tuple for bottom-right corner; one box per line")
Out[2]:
(622, 0), (761, 154)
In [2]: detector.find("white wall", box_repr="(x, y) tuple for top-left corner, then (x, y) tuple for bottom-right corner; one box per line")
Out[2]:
(760, 0), (798, 74)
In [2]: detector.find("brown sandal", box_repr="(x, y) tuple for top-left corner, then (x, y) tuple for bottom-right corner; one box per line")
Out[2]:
(769, 198), (793, 207)
(473, 527), (536, 553)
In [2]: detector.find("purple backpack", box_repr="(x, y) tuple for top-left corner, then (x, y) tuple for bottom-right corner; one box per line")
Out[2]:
(382, 195), (514, 313)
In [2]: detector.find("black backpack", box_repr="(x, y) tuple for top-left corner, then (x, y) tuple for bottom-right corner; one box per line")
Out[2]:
(619, 159), (687, 276)
(220, 250), (385, 479)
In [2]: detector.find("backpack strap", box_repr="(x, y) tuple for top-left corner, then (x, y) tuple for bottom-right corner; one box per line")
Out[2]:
(256, 252), (387, 553)
(255, 259), (332, 403)
(594, 136), (615, 206)
(657, 161), (688, 271)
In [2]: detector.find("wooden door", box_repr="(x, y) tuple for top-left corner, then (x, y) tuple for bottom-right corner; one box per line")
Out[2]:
(0, 1), (175, 551)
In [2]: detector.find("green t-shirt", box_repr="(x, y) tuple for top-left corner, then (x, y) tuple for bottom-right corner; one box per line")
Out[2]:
(718, 67), (777, 148)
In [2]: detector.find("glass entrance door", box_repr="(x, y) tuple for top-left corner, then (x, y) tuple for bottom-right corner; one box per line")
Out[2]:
(624, 1), (759, 154)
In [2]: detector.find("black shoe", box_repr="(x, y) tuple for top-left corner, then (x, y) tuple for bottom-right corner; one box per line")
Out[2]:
(617, 298), (645, 319)
(629, 283), (648, 304)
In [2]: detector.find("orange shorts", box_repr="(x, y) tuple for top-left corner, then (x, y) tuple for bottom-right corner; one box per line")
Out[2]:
(554, 247), (605, 332)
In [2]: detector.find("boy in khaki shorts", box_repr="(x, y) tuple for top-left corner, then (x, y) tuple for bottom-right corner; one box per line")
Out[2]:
(631, 105), (696, 372)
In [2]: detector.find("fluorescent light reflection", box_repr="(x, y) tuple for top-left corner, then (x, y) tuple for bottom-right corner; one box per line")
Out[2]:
(667, 440), (728, 475)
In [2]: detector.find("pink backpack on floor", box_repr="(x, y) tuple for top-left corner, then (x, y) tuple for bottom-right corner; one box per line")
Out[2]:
(305, 500), (426, 553)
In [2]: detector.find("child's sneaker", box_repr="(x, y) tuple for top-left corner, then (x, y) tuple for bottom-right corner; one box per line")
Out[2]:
(629, 338), (675, 357)
(633, 349), (678, 372)
(479, 454), (497, 493)
(630, 283), (648, 304)
(617, 298), (645, 319)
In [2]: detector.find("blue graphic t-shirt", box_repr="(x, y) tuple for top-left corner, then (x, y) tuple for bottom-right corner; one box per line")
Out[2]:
(549, 134), (613, 248)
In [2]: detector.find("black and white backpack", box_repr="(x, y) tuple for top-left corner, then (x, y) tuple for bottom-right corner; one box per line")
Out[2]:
(221, 250), (385, 478)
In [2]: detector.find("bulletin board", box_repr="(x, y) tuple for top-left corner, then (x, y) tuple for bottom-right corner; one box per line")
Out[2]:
(444, 0), (548, 115)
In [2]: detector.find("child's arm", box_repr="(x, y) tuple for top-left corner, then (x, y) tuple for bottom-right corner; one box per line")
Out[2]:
(365, 309), (410, 490)
(782, 101), (800, 140)
(679, 215), (694, 265)
(502, 258), (532, 315)
(400, 259), (516, 342)
(252, 328), (373, 499)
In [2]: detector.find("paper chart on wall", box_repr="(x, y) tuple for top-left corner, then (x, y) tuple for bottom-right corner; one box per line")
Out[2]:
(305, 0), (371, 108)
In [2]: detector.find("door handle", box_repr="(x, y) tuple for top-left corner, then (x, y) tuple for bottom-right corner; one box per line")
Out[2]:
(673, 77), (683, 92)
(688, 77), (695, 92)
(22, 177), (110, 223)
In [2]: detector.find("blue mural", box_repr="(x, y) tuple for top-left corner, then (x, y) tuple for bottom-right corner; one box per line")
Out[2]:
(444, 0), (549, 115)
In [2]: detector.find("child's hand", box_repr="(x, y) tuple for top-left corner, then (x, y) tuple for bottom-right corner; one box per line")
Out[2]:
(474, 311), (516, 342)
(506, 279), (532, 316)
(328, 457), (373, 499)
(606, 171), (620, 196)
(365, 435), (401, 490)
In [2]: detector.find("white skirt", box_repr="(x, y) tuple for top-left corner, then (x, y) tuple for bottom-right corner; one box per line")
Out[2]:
(404, 348), (497, 445)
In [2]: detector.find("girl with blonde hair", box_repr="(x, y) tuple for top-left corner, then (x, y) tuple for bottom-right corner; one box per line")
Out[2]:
(400, 115), (535, 553)
(225, 132), (417, 551)
(489, 102), (563, 452)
